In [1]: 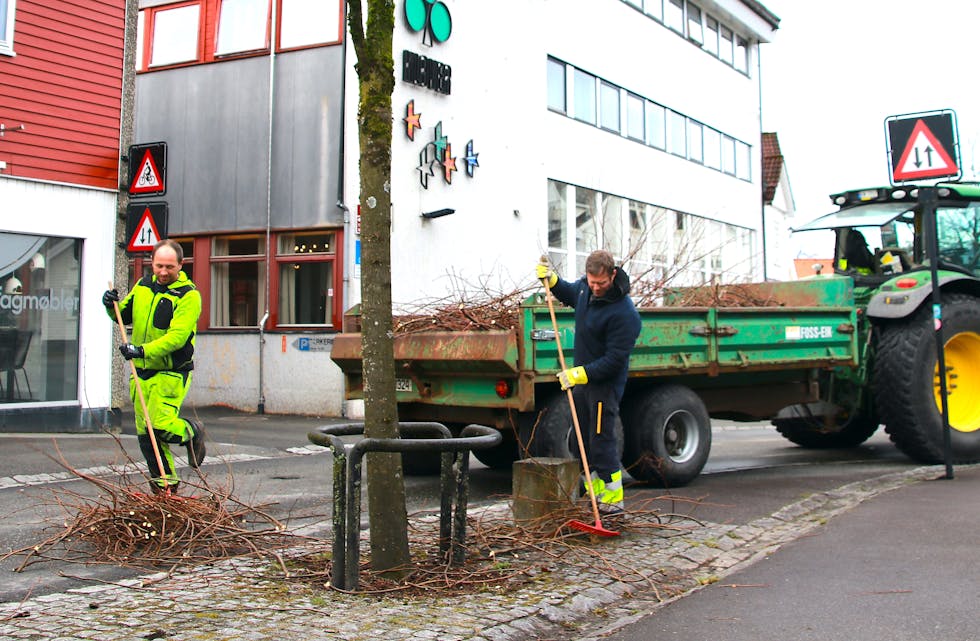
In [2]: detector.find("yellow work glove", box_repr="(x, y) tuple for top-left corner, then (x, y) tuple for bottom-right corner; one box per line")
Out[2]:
(557, 366), (588, 390)
(536, 261), (558, 288)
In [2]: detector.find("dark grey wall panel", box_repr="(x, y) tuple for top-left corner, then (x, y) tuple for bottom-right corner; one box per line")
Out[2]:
(134, 46), (345, 235)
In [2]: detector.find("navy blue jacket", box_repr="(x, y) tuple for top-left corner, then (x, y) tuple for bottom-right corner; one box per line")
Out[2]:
(552, 266), (641, 400)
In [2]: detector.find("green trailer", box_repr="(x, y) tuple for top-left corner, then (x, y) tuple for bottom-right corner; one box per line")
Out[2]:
(332, 183), (980, 486)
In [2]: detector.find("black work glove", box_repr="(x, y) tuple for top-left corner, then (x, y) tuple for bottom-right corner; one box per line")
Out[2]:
(102, 289), (120, 308)
(119, 343), (144, 360)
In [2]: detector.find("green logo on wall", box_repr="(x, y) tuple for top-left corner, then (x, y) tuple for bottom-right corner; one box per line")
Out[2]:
(405, 0), (452, 45)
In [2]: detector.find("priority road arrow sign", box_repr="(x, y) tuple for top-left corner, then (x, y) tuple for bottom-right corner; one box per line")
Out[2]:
(125, 203), (168, 253)
(886, 111), (960, 184)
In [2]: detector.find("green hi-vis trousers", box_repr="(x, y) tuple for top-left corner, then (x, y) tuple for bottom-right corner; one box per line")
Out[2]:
(130, 370), (194, 489)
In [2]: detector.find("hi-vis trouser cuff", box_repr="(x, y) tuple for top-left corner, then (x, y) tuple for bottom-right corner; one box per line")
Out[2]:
(585, 470), (624, 508)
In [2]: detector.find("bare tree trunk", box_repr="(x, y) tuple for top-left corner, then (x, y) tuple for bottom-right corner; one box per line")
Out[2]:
(347, 0), (411, 576)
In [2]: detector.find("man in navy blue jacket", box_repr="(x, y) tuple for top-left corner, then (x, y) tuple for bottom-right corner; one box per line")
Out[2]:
(537, 250), (641, 513)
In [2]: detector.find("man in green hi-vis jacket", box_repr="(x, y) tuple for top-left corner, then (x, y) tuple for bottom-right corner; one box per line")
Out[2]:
(103, 239), (206, 493)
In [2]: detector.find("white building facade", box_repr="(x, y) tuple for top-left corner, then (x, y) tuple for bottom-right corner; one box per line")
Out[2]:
(345, 0), (779, 309)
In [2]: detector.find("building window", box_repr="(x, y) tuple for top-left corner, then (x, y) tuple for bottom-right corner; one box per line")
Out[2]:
(703, 127), (721, 170)
(547, 58), (566, 113)
(215, 0), (269, 56)
(211, 235), (265, 328)
(0, 0), (16, 56)
(719, 25), (734, 66)
(721, 135), (736, 175)
(279, 0), (341, 49)
(547, 180), (756, 286)
(735, 140), (751, 180)
(626, 93), (645, 141)
(664, 0), (684, 34)
(276, 231), (335, 326)
(735, 35), (749, 73)
(645, 101), (666, 150)
(686, 119), (703, 163)
(667, 110), (686, 157)
(149, 3), (201, 67)
(644, 0), (663, 22)
(686, 3), (703, 45)
(0, 233), (82, 404)
(572, 68), (596, 125)
(599, 81), (620, 132)
(703, 15), (718, 57)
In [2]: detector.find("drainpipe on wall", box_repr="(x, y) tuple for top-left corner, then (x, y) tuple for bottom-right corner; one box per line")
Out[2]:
(757, 44), (768, 282)
(335, 1), (350, 418)
(258, 2), (278, 415)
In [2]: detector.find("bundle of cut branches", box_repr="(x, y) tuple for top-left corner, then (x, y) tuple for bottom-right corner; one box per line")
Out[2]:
(393, 286), (534, 335)
(662, 282), (782, 308)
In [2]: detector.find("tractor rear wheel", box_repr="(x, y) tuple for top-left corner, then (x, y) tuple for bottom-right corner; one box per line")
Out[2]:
(772, 401), (880, 448)
(874, 293), (980, 463)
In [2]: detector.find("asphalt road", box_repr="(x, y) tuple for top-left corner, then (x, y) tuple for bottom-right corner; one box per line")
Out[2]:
(0, 409), (921, 605)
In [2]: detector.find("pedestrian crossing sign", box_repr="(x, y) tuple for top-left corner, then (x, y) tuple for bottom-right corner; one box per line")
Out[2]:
(886, 111), (959, 184)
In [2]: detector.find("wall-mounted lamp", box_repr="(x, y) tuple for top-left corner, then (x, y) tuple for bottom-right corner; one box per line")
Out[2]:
(421, 208), (456, 219)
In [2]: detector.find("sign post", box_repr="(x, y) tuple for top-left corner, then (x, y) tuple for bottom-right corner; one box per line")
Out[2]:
(885, 109), (960, 479)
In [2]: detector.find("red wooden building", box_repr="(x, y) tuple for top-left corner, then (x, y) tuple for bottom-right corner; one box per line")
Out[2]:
(0, 0), (129, 431)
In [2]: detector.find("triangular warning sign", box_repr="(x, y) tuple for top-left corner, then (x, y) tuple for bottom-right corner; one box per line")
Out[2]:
(127, 207), (162, 252)
(130, 149), (165, 194)
(893, 119), (958, 181)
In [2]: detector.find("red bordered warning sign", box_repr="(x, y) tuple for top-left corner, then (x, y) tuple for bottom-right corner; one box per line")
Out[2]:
(125, 203), (168, 253)
(127, 142), (167, 196)
(886, 111), (960, 184)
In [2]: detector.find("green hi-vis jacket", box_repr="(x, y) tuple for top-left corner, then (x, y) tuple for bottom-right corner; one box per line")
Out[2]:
(107, 271), (202, 372)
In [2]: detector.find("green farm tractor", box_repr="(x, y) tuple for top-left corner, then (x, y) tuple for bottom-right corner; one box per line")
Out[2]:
(784, 183), (980, 464)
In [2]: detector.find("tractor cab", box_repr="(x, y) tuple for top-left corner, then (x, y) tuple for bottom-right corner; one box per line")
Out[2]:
(794, 184), (980, 283)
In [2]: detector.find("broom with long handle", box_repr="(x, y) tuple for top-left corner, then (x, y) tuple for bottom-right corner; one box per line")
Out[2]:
(109, 282), (167, 490)
(539, 259), (619, 537)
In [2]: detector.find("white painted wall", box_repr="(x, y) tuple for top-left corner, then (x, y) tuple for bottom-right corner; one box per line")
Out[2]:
(186, 332), (345, 416)
(344, 0), (779, 307)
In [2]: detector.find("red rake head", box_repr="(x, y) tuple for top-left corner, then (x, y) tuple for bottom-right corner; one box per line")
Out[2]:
(567, 518), (619, 537)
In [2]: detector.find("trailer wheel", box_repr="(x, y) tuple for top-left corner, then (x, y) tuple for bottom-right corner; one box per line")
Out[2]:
(518, 394), (623, 462)
(621, 384), (711, 487)
(874, 293), (980, 463)
(772, 402), (879, 448)
(472, 431), (519, 469)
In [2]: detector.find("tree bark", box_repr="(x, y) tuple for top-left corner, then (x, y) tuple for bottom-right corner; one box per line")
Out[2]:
(347, 0), (411, 576)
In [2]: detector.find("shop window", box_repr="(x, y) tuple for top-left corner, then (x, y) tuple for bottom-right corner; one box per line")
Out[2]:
(0, 0), (16, 56)
(276, 231), (335, 326)
(0, 233), (81, 404)
(211, 235), (265, 328)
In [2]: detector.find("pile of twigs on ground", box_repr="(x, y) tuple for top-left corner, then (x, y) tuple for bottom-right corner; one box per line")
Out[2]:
(3, 442), (298, 573)
(286, 492), (703, 597)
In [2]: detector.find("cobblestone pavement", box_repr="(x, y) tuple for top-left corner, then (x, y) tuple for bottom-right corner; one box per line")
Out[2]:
(0, 465), (943, 641)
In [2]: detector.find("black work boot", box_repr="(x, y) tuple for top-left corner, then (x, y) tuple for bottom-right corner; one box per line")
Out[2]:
(185, 419), (207, 468)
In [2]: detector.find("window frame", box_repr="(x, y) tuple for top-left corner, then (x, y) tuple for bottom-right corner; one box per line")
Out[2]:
(0, 0), (16, 56)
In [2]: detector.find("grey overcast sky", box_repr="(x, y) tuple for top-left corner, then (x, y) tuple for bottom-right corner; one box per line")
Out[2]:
(759, 0), (980, 255)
